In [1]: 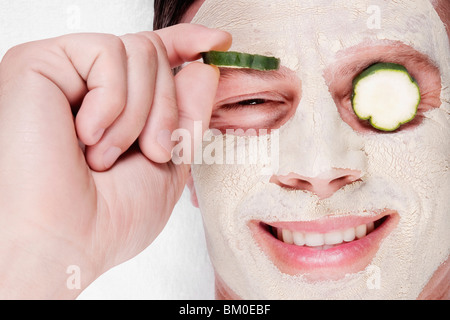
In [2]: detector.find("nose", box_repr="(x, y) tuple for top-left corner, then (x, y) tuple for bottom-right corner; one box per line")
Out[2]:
(270, 168), (362, 200)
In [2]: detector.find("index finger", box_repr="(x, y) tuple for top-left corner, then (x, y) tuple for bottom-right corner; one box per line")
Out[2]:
(153, 23), (232, 68)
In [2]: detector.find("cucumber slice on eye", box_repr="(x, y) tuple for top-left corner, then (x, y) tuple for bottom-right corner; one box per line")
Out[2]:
(351, 62), (421, 131)
(201, 50), (280, 71)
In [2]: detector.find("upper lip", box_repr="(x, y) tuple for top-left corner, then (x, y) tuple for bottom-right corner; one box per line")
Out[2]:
(248, 210), (399, 281)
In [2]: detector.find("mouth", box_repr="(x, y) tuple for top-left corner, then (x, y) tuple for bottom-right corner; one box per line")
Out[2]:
(249, 210), (399, 281)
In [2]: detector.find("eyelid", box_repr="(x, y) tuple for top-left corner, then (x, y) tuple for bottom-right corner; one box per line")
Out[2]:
(215, 91), (290, 108)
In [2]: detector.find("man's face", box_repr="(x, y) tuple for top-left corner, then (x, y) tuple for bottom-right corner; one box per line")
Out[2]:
(189, 0), (450, 299)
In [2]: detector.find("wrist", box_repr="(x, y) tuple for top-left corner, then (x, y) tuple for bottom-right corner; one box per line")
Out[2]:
(0, 235), (98, 299)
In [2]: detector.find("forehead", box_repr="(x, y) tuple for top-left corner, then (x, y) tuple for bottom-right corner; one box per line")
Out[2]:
(192, 0), (445, 70)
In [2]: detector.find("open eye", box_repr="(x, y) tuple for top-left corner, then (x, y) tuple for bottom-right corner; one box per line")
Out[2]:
(210, 66), (301, 134)
(221, 98), (269, 109)
(237, 98), (267, 106)
(211, 93), (293, 132)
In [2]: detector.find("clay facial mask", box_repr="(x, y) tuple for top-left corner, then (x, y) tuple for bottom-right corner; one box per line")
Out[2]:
(191, 0), (450, 299)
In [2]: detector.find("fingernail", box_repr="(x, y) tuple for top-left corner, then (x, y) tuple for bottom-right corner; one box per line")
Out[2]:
(157, 129), (174, 155)
(103, 146), (122, 169)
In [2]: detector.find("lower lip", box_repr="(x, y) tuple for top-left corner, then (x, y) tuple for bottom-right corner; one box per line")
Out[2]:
(249, 212), (399, 281)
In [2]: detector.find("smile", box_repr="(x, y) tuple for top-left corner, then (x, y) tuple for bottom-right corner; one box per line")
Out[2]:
(270, 217), (385, 250)
(249, 210), (399, 281)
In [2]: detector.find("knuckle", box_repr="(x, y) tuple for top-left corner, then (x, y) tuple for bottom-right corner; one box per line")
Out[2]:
(109, 34), (126, 51)
(121, 34), (158, 62)
(98, 33), (127, 58)
(134, 34), (158, 53)
(137, 31), (167, 56)
(3, 41), (33, 59)
(2, 42), (36, 66)
(1, 41), (51, 76)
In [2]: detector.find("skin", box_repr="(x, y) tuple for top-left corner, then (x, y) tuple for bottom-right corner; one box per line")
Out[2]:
(0, 0), (447, 299)
(0, 24), (231, 299)
(185, 0), (450, 299)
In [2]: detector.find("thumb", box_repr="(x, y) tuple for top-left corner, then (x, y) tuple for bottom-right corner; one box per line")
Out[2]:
(154, 23), (232, 68)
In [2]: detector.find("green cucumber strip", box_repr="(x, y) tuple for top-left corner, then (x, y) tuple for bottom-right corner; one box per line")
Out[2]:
(351, 62), (421, 131)
(201, 51), (280, 71)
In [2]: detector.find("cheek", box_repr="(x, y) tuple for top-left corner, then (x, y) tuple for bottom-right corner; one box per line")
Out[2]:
(363, 114), (449, 189)
(191, 134), (277, 227)
(191, 161), (262, 217)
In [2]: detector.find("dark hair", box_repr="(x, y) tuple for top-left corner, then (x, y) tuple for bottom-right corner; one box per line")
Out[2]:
(153, 0), (197, 30)
(154, 0), (450, 35)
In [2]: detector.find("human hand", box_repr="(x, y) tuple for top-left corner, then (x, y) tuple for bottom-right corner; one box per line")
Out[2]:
(0, 24), (231, 299)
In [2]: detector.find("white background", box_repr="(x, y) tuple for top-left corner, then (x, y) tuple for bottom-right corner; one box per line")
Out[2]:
(0, 0), (215, 299)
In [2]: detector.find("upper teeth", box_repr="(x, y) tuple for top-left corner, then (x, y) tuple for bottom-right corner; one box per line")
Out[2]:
(274, 222), (375, 248)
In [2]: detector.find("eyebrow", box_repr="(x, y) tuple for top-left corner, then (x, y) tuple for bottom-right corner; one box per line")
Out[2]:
(218, 67), (292, 82)
(331, 41), (438, 79)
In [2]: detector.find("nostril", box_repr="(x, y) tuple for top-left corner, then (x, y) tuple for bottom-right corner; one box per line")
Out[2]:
(270, 169), (362, 199)
(272, 176), (313, 191)
(286, 179), (313, 191)
(330, 173), (362, 187)
(331, 175), (353, 186)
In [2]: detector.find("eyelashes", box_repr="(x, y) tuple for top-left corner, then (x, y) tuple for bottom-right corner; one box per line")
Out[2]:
(221, 98), (269, 109)
(212, 93), (295, 132)
(220, 99), (290, 114)
(217, 90), (291, 109)
(237, 98), (268, 106)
